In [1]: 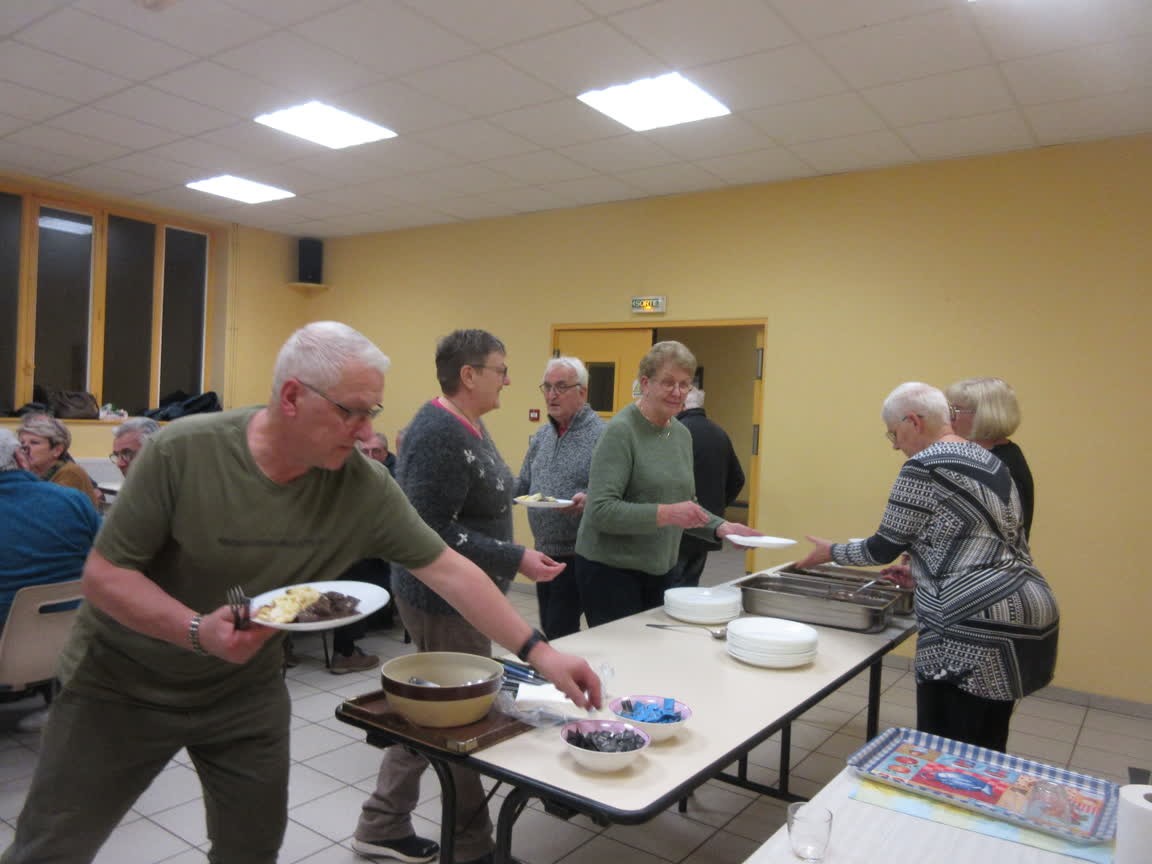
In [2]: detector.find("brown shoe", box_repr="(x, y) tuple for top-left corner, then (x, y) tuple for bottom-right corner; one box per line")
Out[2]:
(330, 647), (379, 674)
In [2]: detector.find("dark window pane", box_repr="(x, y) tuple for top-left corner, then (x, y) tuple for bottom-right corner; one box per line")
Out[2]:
(586, 362), (615, 413)
(159, 227), (207, 399)
(34, 207), (93, 394)
(104, 215), (155, 414)
(0, 192), (21, 414)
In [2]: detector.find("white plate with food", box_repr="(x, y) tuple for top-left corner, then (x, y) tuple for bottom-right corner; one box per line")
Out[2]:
(726, 535), (797, 549)
(247, 580), (389, 632)
(513, 494), (574, 509)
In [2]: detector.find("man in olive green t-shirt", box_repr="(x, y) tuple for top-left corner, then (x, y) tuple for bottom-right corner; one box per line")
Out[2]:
(2, 322), (602, 864)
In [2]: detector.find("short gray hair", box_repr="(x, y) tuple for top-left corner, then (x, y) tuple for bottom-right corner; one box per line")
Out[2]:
(684, 388), (705, 410)
(543, 356), (588, 387)
(945, 377), (1021, 440)
(18, 413), (70, 453)
(435, 329), (505, 396)
(114, 416), (161, 441)
(881, 382), (950, 427)
(0, 429), (20, 472)
(638, 341), (696, 381)
(272, 321), (391, 398)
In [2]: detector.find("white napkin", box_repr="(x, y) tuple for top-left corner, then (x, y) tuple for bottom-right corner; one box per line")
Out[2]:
(514, 681), (575, 711)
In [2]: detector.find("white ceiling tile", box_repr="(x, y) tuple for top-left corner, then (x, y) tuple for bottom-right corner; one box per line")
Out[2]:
(815, 9), (991, 89)
(0, 42), (131, 101)
(611, 0), (797, 67)
(401, 55), (561, 115)
(47, 107), (182, 149)
(862, 65), (1016, 127)
(1024, 87), (1152, 144)
(0, 80), (76, 122)
(213, 31), (380, 94)
(355, 172), (459, 204)
(1111, 0), (1152, 35)
(53, 164), (171, 196)
(558, 135), (680, 173)
(543, 174), (648, 205)
(614, 162), (726, 195)
(490, 100), (625, 148)
(15, 8), (196, 80)
(91, 85), (238, 136)
(292, 1), (474, 78)
(75, 0), (274, 54)
(0, 139), (94, 176)
(481, 185), (574, 213)
(422, 163), (519, 196)
(411, 120), (539, 160)
(434, 196), (518, 220)
(1002, 36), (1152, 106)
(148, 138), (264, 175)
(769, 0), (956, 39)
(745, 93), (888, 144)
(0, 112), (28, 137)
(135, 185), (240, 214)
(580, 0), (651, 13)
(405, 0), (594, 48)
(696, 147), (816, 184)
(2, 125), (130, 162)
(225, 163), (335, 196)
(198, 122), (328, 162)
(689, 45), (847, 111)
(0, 0), (73, 37)
(973, 0), (1127, 61)
(644, 115), (779, 160)
(149, 62), (291, 119)
(337, 80), (470, 134)
(787, 130), (918, 173)
(899, 109), (1035, 159)
(288, 138), (457, 182)
(100, 152), (203, 184)
(222, 0), (353, 26)
(497, 21), (668, 94)
(483, 150), (598, 184)
(306, 180), (410, 208)
(208, 196), (356, 224)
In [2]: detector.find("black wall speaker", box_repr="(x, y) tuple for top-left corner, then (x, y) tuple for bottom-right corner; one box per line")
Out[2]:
(298, 237), (323, 284)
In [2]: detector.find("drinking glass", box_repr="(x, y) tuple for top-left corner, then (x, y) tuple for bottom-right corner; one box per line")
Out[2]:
(1025, 780), (1071, 828)
(787, 802), (833, 862)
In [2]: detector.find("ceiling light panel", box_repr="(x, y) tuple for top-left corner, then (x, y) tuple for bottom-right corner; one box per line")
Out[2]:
(254, 100), (396, 149)
(577, 72), (730, 132)
(186, 175), (295, 204)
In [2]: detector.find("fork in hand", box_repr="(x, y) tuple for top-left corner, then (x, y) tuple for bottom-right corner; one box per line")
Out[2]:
(226, 585), (251, 631)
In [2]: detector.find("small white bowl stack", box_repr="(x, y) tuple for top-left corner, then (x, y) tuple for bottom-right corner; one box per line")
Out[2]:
(663, 586), (742, 624)
(725, 616), (819, 668)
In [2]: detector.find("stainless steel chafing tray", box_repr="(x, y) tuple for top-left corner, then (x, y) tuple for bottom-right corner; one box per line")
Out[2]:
(734, 573), (898, 633)
(769, 563), (916, 616)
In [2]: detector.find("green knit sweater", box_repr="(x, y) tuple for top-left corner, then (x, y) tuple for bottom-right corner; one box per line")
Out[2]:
(575, 403), (723, 575)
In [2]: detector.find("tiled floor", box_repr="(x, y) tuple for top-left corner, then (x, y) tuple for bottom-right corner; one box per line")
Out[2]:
(2, 548), (1150, 863)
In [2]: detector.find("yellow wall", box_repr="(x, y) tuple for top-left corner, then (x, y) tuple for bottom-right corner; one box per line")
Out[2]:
(296, 135), (1151, 703)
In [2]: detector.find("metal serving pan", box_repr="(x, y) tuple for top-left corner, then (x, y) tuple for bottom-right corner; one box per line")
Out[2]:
(735, 573), (898, 633)
(769, 563), (916, 616)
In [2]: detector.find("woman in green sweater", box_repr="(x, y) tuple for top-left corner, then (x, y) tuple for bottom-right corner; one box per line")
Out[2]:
(574, 341), (757, 626)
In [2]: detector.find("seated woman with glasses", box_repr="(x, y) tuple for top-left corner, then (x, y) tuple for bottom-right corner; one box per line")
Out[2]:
(574, 341), (758, 627)
(946, 377), (1033, 540)
(797, 382), (1059, 753)
(17, 413), (101, 509)
(109, 417), (162, 478)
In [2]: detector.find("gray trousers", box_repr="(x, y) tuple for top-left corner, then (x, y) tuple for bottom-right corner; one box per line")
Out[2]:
(1, 677), (291, 864)
(356, 596), (494, 862)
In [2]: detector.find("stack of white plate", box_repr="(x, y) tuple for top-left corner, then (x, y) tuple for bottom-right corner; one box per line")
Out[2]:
(663, 586), (742, 624)
(726, 616), (819, 668)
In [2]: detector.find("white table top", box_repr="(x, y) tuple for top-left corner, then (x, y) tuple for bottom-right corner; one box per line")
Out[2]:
(472, 608), (915, 817)
(745, 769), (1083, 863)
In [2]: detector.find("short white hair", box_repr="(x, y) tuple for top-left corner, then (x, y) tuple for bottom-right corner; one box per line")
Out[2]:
(543, 356), (588, 387)
(0, 429), (20, 472)
(684, 388), (705, 410)
(881, 382), (950, 426)
(272, 321), (390, 397)
(113, 416), (161, 440)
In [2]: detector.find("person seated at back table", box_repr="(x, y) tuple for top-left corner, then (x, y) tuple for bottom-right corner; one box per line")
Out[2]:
(0, 429), (100, 731)
(17, 413), (101, 509)
(109, 417), (161, 478)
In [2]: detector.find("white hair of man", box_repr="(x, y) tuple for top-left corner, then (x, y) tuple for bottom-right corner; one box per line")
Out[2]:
(683, 388), (705, 410)
(271, 321), (391, 399)
(0, 429), (20, 472)
(113, 416), (161, 441)
(881, 382), (950, 427)
(544, 356), (588, 387)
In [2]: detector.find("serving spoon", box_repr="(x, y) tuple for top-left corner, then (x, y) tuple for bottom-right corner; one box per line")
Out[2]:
(646, 623), (727, 640)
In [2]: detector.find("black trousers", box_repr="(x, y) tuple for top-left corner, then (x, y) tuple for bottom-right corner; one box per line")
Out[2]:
(535, 554), (583, 640)
(575, 554), (669, 628)
(664, 547), (710, 591)
(916, 679), (1016, 752)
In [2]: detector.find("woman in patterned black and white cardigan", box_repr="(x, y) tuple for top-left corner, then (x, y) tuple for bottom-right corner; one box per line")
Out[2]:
(798, 382), (1059, 753)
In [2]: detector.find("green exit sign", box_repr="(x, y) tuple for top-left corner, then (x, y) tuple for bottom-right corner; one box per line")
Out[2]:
(631, 295), (666, 314)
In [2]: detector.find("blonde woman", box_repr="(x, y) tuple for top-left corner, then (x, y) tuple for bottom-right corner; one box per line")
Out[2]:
(17, 413), (100, 508)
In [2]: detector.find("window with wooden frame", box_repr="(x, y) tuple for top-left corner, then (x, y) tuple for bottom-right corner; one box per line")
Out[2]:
(0, 183), (220, 416)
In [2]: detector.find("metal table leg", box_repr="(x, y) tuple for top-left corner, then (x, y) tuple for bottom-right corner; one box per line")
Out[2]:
(426, 757), (457, 864)
(866, 661), (882, 740)
(494, 786), (533, 864)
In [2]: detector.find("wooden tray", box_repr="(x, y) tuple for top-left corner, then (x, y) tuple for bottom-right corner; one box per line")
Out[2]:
(339, 690), (534, 754)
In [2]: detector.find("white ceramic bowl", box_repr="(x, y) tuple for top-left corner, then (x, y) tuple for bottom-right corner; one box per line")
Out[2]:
(609, 695), (692, 742)
(561, 719), (650, 773)
(380, 652), (503, 728)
